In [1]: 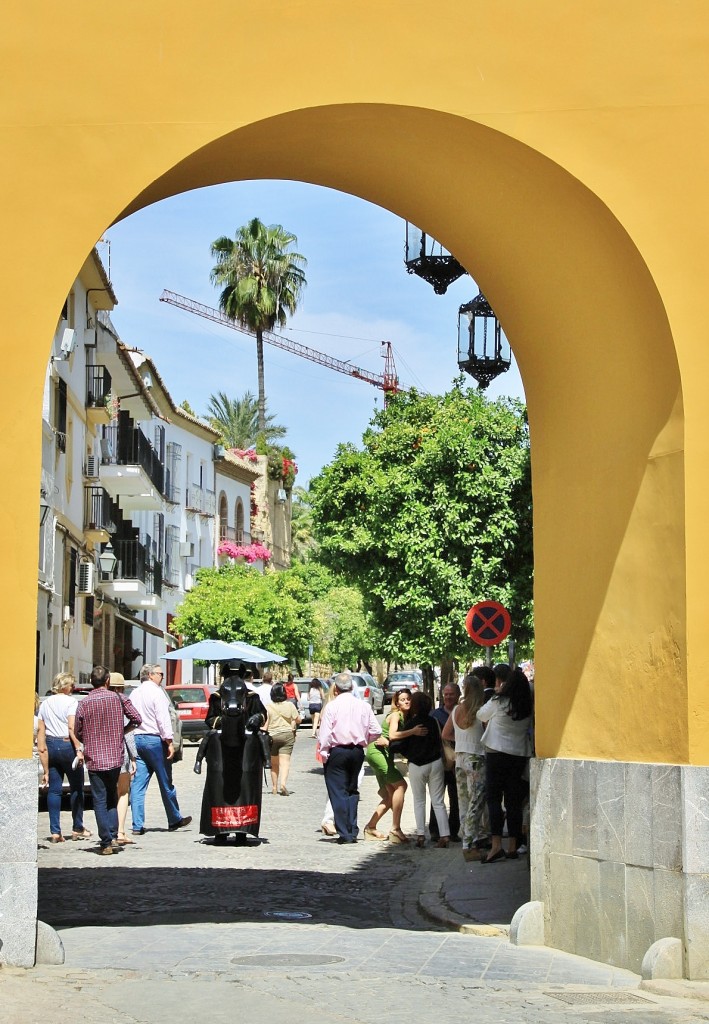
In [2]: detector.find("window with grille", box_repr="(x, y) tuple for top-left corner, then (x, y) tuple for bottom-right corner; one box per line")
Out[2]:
(165, 441), (182, 503)
(164, 525), (180, 586)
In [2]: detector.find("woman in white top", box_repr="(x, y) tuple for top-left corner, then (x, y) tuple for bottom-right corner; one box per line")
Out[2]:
(36, 672), (90, 843)
(442, 674), (489, 861)
(308, 678), (324, 737)
(476, 667), (533, 863)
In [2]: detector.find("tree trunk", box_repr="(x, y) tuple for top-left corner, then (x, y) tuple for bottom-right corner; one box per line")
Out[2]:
(421, 664), (435, 699)
(256, 328), (266, 438)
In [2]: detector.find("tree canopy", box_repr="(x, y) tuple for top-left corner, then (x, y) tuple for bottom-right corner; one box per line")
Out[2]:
(309, 384), (533, 666)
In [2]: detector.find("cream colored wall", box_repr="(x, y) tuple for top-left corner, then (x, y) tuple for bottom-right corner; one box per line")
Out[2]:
(3, 1), (707, 763)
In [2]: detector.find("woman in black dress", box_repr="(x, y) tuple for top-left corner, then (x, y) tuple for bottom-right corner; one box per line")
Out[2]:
(197, 672), (268, 845)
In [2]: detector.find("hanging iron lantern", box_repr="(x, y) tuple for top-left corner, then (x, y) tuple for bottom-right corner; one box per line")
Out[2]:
(404, 223), (465, 294)
(457, 293), (511, 389)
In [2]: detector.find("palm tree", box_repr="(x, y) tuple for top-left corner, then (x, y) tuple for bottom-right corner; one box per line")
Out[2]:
(290, 485), (319, 561)
(206, 390), (286, 449)
(210, 218), (307, 439)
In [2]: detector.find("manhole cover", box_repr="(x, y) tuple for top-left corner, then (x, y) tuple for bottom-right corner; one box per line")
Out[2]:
(547, 992), (650, 1005)
(232, 954), (346, 967)
(262, 910), (313, 920)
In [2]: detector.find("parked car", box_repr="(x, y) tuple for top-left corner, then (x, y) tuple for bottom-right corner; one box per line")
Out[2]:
(351, 672), (386, 713)
(383, 670), (423, 704)
(165, 683), (217, 743)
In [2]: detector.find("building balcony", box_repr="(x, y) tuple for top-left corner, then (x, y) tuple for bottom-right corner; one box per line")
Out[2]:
(99, 538), (163, 610)
(85, 365), (112, 426)
(185, 485), (215, 517)
(83, 486), (115, 543)
(219, 526), (251, 544)
(100, 423), (164, 512)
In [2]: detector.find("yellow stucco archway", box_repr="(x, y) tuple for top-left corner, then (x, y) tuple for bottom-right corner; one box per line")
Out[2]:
(4, 0), (709, 973)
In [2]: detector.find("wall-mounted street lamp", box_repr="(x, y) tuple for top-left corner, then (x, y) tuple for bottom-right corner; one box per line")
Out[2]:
(98, 541), (117, 575)
(39, 497), (51, 526)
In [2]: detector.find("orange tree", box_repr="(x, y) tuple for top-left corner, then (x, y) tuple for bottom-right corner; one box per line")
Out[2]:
(309, 383), (533, 673)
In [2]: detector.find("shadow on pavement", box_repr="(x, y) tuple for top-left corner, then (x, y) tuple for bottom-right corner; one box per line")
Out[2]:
(38, 859), (420, 932)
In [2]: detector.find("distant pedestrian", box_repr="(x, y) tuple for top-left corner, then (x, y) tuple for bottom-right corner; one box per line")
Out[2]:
(267, 682), (301, 795)
(317, 672), (381, 843)
(428, 683), (461, 842)
(308, 678), (324, 737)
(477, 668), (533, 863)
(403, 691), (450, 848)
(283, 671), (299, 707)
(363, 688), (421, 844)
(36, 672), (90, 843)
(130, 663), (192, 835)
(442, 674), (489, 860)
(253, 669), (274, 709)
(74, 665), (141, 855)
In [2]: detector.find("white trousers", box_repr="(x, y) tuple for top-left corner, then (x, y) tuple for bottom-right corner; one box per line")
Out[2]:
(408, 759), (449, 837)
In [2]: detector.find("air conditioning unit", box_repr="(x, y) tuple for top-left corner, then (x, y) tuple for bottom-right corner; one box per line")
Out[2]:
(78, 561), (95, 595)
(99, 437), (112, 462)
(179, 541), (194, 557)
(60, 328), (76, 357)
(84, 455), (99, 479)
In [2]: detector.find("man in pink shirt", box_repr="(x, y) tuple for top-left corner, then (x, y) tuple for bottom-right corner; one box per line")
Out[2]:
(129, 663), (191, 835)
(318, 672), (381, 843)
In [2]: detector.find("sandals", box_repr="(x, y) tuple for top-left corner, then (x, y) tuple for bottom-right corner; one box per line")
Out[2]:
(416, 835), (426, 848)
(116, 834), (135, 845)
(49, 835), (65, 844)
(436, 837), (450, 849)
(388, 828), (410, 844)
(363, 827), (388, 841)
(71, 829), (92, 841)
(321, 823), (337, 836)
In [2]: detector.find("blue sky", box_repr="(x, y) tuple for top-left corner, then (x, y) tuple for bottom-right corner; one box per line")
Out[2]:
(105, 180), (525, 486)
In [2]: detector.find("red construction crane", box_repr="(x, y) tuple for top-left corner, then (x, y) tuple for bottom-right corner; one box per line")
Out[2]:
(159, 290), (401, 401)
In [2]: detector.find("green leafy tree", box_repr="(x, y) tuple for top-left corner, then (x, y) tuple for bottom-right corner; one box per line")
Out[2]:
(310, 385), (533, 669)
(312, 585), (376, 670)
(170, 563), (313, 664)
(210, 218), (307, 439)
(206, 390), (286, 449)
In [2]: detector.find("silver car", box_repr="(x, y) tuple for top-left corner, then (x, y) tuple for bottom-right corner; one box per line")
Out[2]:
(350, 672), (386, 714)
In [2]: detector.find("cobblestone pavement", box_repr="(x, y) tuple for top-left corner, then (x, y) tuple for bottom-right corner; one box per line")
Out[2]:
(3, 731), (707, 1023)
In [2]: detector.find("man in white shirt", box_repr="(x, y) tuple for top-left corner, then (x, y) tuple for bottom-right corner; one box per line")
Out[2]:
(253, 669), (274, 709)
(129, 663), (191, 835)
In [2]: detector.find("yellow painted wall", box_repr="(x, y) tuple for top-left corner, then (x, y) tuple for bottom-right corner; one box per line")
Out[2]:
(3, 2), (707, 763)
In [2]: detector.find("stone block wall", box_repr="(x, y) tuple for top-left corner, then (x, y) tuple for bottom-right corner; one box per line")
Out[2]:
(0, 759), (39, 967)
(531, 758), (709, 978)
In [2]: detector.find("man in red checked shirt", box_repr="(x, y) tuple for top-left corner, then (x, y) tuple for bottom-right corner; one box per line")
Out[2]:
(74, 665), (141, 856)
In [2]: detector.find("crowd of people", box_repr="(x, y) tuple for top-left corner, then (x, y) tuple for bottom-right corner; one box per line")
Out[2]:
(36, 660), (534, 861)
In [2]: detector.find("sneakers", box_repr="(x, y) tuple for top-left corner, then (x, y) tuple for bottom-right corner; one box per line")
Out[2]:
(131, 827), (146, 836)
(168, 816), (192, 831)
(517, 843), (528, 855)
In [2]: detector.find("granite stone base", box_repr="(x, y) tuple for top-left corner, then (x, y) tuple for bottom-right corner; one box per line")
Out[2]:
(0, 759), (39, 967)
(531, 758), (709, 978)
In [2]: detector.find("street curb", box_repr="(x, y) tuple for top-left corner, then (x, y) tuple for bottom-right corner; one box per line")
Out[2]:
(640, 980), (709, 1002)
(417, 888), (509, 938)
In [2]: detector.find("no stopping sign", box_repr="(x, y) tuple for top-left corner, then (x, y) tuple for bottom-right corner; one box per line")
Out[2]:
(465, 601), (511, 647)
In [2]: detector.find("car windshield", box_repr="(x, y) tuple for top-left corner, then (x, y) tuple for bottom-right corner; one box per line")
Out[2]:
(168, 688), (209, 704)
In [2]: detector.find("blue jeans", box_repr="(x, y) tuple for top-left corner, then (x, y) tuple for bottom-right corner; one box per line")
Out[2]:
(131, 734), (182, 830)
(89, 767), (120, 848)
(46, 735), (85, 836)
(323, 745), (364, 841)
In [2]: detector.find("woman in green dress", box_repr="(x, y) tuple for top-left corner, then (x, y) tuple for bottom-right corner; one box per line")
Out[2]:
(363, 688), (428, 843)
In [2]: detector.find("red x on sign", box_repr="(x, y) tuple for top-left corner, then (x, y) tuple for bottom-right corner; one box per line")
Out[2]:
(465, 601), (511, 647)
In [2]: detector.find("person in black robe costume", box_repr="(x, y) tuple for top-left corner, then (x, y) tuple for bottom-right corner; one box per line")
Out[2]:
(194, 673), (270, 845)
